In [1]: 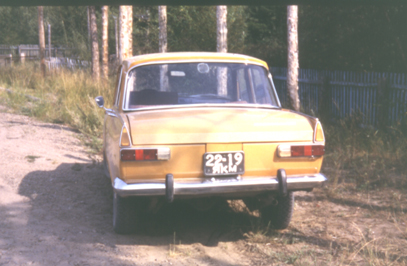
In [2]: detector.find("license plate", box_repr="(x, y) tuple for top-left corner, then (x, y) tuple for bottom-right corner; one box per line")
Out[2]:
(203, 152), (245, 176)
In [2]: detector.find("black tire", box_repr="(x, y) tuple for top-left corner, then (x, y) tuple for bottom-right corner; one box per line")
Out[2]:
(113, 192), (140, 234)
(260, 192), (294, 230)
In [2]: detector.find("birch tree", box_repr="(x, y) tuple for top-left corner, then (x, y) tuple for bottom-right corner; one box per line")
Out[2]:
(158, 6), (168, 91)
(89, 6), (100, 80)
(216, 6), (227, 96)
(119, 6), (133, 64)
(158, 6), (167, 53)
(127, 6), (133, 57)
(287, 5), (300, 111)
(216, 6), (227, 53)
(37, 6), (46, 77)
(101, 6), (109, 78)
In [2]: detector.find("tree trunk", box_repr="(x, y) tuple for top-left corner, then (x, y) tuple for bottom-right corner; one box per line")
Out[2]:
(114, 16), (118, 60)
(127, 6), (133, 57)
(101, 6), (109, 78)
(216, 6), (227, 96)
(216, 6), (227, 53)
(87, 7), (91, 51)
(287, 5), (300, 112)
(48, 24), (51, 58)
(158, 6), (168, 91)
(158, 6), (167, 53)
(37, 6), (46, 77)
(89, 6), (100, 80)
(119, 6), (129, 63)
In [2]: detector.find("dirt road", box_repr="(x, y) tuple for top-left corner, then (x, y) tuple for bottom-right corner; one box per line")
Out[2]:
(0, 105), (255, 266)
(1, 105), (406, 266)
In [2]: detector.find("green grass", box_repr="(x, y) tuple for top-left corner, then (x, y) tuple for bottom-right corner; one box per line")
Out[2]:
(0, 62), (115, 153)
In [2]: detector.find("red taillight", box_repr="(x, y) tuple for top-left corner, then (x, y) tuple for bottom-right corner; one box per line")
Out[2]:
(143, 150), (157, 160)
(121, 150), (135, 161)
(121, 149), (158, 161)
(312, 145), (325, 156)
(135, 150), (143, 160)
(291, 145), (325, 157)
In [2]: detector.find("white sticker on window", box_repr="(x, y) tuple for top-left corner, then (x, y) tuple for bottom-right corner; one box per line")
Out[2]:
(197, 63), (210, 73)
(170, 71), (185, 77)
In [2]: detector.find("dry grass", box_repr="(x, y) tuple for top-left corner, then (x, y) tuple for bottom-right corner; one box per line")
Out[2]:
(242, 188), (407, 265)
(0, 63), (115, 153)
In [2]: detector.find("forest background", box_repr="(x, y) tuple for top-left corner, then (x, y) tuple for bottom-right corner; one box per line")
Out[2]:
(0, 5), (406, 73)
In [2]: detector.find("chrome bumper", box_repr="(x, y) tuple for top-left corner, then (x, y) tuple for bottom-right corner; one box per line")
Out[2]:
(113, 173), (327, 198)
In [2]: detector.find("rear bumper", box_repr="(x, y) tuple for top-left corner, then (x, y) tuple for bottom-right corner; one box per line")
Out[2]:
(113, 173), (327, 198)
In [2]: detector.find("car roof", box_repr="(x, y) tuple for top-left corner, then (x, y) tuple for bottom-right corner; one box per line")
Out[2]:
(123, 52), (269, 71)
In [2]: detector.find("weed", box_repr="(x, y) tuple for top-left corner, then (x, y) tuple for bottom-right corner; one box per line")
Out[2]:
(25, 155), (41, 163)
(322, 117), (407, 190)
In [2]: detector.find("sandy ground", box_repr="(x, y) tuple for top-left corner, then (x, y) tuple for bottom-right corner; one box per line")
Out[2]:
(1, 104), (407, 266)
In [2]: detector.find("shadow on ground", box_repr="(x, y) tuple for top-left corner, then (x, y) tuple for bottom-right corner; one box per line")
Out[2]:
(17, 163), (253, 249)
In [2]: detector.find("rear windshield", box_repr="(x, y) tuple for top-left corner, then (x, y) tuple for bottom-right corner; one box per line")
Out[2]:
(123, 62), (279, 110)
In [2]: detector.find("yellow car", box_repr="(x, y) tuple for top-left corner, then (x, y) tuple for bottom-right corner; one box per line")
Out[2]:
(95, 52), (327, 234)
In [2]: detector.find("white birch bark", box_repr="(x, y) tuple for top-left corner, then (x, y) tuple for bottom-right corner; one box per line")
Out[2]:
(216, 6), (227, 53)
(287, 5), (300, 111)
(158, 6), (168, 91)
(89, 6), (100, 80)
(87, 7), (91, 50)
(217, 6), (228, 96)
(127, 6), (133, 57)
(114, 16), (118, 60)
(158, 6), (167, 53)
(38, 6), (46, 77)
(101, 6), (109, 78)
(119, 6), (129, 64)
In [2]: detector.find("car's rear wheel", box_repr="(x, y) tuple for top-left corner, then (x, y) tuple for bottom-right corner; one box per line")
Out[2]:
(113, 192), (141, 234)
(260, 192), (294, 230)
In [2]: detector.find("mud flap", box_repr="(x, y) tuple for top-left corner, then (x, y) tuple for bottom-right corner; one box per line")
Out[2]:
(277, 169), (287, 197)
(165, 174), (174, 203)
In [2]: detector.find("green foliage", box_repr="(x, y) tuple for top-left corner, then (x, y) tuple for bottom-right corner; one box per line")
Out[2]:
(299, 5), (407, 72)
(1, 6), (406, 72)
(0, 7), (38, 44)
(168, 6), (216, 52)
(245, 6), (287, 67)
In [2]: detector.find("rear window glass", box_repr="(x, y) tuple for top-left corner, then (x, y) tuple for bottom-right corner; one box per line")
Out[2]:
(123, 62), (278, 109)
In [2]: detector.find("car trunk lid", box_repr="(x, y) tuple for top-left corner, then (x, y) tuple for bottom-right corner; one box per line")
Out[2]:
(126, 107), (314, 145)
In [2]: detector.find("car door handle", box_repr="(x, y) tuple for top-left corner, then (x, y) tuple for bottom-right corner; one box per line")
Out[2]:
(107, 112), (117, 117)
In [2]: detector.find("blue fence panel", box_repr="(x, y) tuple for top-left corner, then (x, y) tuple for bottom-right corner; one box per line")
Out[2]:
(270, 67), (407, 126)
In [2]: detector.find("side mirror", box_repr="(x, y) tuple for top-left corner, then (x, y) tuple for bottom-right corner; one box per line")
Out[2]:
(95, 96), (105, 108)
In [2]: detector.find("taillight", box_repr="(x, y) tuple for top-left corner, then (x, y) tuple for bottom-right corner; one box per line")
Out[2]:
(278, 144), (325, 157)
(121, 148), (170, 161)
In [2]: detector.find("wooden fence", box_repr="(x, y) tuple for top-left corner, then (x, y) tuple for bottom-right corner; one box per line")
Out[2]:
(0, 44), (72, 59)
(271, 67), (407, 127)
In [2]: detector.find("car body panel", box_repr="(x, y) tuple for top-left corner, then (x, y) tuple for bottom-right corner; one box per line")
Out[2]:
(126, 107), (314, 145)
(122, 52), (269, 72)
